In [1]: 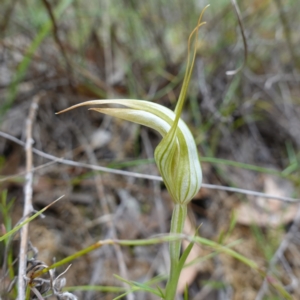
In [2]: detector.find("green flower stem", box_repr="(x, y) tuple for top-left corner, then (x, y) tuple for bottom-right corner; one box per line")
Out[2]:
(165, 203), (187, 300)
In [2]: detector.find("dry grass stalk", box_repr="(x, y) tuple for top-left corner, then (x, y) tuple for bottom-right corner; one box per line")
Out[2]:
(17, 94), (41, 299)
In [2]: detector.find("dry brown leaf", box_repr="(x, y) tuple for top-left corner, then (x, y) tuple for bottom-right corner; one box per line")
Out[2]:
(235, 174), (296, 227)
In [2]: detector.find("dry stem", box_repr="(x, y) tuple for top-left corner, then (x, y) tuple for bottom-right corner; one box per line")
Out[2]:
(17, 95), (40, 299)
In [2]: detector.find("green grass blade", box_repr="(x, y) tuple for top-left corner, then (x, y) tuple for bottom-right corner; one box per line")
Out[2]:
(114, 275), (162, 297)
(0, 196), (63, 242)
(65, 285), (126, 293)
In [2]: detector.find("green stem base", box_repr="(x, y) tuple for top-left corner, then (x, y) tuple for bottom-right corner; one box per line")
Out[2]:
(165, 204), (187, 300)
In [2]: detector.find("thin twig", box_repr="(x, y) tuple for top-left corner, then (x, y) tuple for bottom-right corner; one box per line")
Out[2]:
(17, 95), (40, 299)
(0, 130), (298, 203)
(41, 0), (73, 78)
(226, 0), (248, 76)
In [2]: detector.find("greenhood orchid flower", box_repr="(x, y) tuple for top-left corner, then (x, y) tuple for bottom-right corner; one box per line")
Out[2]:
(57, 99), (202, 204)
(57, 9), (209, 298)
(57, 9), (207, 205)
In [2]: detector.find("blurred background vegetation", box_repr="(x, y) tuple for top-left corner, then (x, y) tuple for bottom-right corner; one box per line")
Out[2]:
(1, 0), (300, 299)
